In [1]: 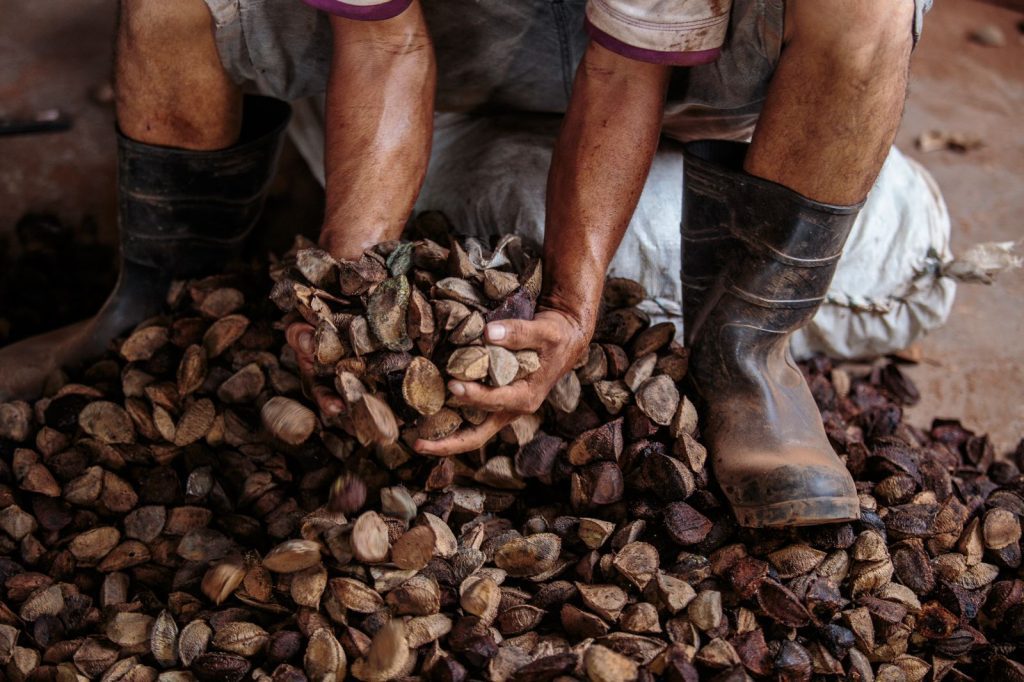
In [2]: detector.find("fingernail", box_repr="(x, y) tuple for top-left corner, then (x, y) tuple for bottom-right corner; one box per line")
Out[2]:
(298, 332), (313, 355)
(487, 323), (506, 341)
(450, 382), (466, 396)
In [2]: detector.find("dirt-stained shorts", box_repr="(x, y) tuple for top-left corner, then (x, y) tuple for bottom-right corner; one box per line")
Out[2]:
(204, 0), (931, 142)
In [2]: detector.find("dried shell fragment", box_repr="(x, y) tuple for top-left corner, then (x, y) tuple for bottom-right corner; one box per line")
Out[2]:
(350, 620), (410, 682)
(367, 275), (412, 351)
(401, 357), (445, 416)
(447, 346), (490, 382)
(260, 397), (316, 445)
(351, 511), (391, 563)
(212, 622), (268, 657)
(150, 610), (179, 668)
(331, 577), (384, 613)
(494, 533), (562, 577)
(178, 620), (213, 667)
(263, 539), (322, 573)
(79, 401), (135, 444)
(634, 375), (679, 426)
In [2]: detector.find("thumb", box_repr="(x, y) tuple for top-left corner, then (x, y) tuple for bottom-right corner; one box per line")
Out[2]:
(484, 318), (552, 351)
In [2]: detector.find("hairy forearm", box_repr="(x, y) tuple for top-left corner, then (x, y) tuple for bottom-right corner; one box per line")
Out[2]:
(321, 7), (436, 260)
(543, 43), (670, 331)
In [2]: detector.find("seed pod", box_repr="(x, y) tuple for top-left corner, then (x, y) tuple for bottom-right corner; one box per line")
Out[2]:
(391, 525), (436, 570)
(578, 584), (628, 622)
(613, 542), (659, 590)
(20, 585), (64, 622)
(983, 508), (1021, 550)
(203, 315), (250, 358)
(217, 363), (265, 404)
(567, 419), (624, 466)
(212, 622), (268, 657)
(260, 397), (316, 446)
(487, 345), (520, 387)
(327, 473), (367, 514)
(121, 325), (169, 362)
(494, 533), (562, 578)
(548, 371), (581, 413)
(179, 620), (213, 667)
(460, 576), (501, 623)
(593, 380), (631, 415)
(496, 604), (546, 636)
(290, 564), (328, 608)
(663, 502), (712, 546)
(263, 540), (322, 573)
(416, 407), (462, 441)
(350, 620), (410, 682)
(635, 375), (679, 426)
(401, 357), (445, 416)
(79, 401), (135, 444)
(150, 611), (178, 668)
(405, 614), (453, 648)
(756, 581), (811, 628)
(768, 544), (827, 579)
(107, 612), (155, 648)
(350, 394), (398, 446)
(351, 512), (391, 563)
(447, 346), (490, 382)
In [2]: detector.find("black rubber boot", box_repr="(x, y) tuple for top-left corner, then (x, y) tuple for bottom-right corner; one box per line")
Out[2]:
(0, 95), (290, 400)
(682, 140), (862, 528)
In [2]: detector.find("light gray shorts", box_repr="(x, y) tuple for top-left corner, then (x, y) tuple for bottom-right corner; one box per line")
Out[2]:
(205, 0), (930, 142)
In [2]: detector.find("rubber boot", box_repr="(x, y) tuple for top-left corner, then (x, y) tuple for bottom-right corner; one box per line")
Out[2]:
(682, 140), (861, 528)
(0, 95), (291, 401)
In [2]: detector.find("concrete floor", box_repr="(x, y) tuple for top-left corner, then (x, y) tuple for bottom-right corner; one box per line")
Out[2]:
(0, 0), (1021, 451)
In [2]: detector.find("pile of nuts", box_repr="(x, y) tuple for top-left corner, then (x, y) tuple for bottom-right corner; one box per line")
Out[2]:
(0, 220), (1021, 682)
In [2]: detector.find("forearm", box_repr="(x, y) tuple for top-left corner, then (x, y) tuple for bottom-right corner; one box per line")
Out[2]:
(543, 42), (670, 330)
(320, 6), (436, 260)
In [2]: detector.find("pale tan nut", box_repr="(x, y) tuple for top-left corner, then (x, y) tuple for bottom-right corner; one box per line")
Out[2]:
(447, 346), (490, 382)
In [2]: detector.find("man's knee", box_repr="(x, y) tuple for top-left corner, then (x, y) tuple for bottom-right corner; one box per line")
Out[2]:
(118, 0), (215, 53)
(785, 0), (915, 72)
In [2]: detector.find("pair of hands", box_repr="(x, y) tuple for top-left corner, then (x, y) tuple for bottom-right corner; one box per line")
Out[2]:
(285, 305), (591, 456)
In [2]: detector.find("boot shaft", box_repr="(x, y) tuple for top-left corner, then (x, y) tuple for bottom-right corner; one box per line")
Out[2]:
(117, 95), (291, 277)
(682, 141), (861, 343)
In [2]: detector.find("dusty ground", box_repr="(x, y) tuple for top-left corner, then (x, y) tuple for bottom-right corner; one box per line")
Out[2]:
(0, 0), (1021, 450)
(893, 0), (1024, 454)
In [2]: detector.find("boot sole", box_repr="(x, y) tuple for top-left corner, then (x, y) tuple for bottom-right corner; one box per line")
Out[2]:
(733, 496), (860, 528)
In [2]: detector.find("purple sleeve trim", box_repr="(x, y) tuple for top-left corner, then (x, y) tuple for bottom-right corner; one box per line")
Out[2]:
(585, 18), (721, 67)
(302, 0), (413, 21)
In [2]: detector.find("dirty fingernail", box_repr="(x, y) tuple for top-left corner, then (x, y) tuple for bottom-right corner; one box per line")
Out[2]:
(450, 382), (466, 397)
(298, 332), (313, 355)
(487, 323), (506, 341)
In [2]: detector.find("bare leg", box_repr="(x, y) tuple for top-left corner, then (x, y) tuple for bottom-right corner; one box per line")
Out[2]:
(746, 0), (915, 204)
(0, 0), (243, 401)
(116, 0), (241, 148)
(686, 0), (918, 526)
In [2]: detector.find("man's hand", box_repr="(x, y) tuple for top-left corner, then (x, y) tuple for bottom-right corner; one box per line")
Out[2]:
(282, 2), (435, 418)
(411, 43), (670, 456)
(414, 307), (591, 456)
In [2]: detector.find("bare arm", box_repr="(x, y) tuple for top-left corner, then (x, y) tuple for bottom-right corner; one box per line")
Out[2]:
(318, 4), (436, 259)
(417, 42), (671, 455)
(287, 3), (436, 413)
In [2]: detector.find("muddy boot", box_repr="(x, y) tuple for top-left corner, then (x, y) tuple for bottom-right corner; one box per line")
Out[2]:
(0, 95), (290, 401)
(682, 140), (861, 528)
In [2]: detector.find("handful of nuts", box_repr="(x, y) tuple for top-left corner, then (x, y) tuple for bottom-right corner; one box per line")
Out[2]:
(269, 229), (543, 448)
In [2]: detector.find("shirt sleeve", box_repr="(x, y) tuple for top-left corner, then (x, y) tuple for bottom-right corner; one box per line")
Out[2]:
(585, 0), (730, 66)
(302, 0), (413, 20)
